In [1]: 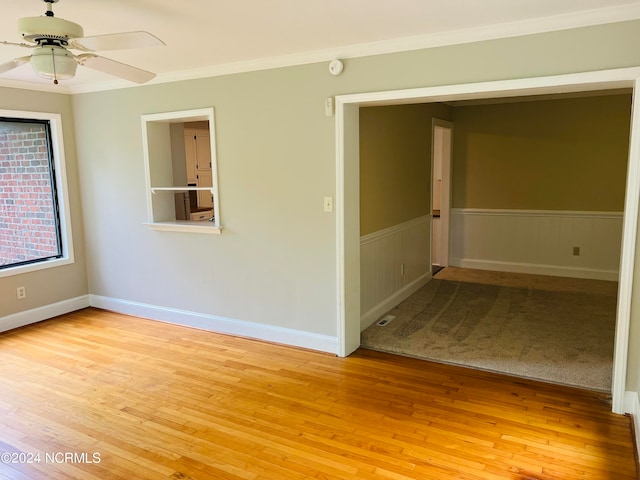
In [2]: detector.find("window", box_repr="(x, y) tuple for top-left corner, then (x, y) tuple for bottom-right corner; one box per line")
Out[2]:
(141, 108), (221, 234)
(0, 110), (73, 277)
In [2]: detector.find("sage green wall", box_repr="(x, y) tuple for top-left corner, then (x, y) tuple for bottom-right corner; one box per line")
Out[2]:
(452, 94), (632, 211)
(360, 103), (452, 236)
(0, 88), (87, 316)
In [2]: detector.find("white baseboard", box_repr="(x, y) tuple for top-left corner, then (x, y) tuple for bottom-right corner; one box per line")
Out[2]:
(452, 258), (619, 282)
(360, 272), (431, 331)
(624, 391), (640, 463)
(0, 295), (91, 333)
(1, 294), (339, 355)
(89, 295), (339, 355)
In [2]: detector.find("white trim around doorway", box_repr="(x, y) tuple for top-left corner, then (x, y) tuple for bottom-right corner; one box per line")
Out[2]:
(335, 66), (640, 415)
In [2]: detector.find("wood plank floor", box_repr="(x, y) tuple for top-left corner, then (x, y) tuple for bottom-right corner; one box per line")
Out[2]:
(0, 308), (636, 480)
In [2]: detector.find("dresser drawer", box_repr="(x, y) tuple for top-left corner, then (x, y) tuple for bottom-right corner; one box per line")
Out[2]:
(190, 209), (213, 221)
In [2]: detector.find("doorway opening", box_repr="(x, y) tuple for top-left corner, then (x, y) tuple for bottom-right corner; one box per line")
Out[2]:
(431, 118), (452, 274)
(359, 93), (627, 392)
(335, 68), (640, 414)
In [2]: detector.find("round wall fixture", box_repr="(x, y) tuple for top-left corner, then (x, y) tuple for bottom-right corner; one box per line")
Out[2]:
(329, 59), (344, 76)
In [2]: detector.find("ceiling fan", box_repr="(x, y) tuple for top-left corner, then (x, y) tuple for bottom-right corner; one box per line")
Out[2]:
(0, 0), (165, 85)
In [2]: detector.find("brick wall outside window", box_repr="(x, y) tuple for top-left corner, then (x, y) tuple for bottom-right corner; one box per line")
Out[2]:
(0, 121), (60, 268)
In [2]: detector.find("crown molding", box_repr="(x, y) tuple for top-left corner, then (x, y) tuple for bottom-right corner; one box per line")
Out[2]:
(0, 77), (73, 94)
(10, 2), (640, 95)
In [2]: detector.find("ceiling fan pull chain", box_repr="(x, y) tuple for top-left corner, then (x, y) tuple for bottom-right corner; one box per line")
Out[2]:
(50, 47), (58, 84)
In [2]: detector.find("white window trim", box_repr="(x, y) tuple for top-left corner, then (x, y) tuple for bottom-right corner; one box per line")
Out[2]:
(0, 110), (74, 278)
(141, 107), (222, 234)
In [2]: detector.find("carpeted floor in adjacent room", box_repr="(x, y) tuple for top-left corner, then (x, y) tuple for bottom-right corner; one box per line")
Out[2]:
(361, 267), (618, 391)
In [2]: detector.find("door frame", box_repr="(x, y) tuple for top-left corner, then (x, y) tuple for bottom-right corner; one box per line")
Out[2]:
(431, 118), (453, 269)
(335, 67), (640, 414)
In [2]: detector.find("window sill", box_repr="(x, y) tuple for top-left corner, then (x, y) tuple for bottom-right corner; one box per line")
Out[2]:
(151, 187), (215, 194)
(144, 221), (223, 234)
(0, 256), (74, 279)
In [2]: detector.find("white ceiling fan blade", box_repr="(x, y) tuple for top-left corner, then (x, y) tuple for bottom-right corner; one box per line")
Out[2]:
(76, 54), (156, 84)
(0, 41), (36, 49)
(0, 56), (31, 74)
(70, 31), (165, 52)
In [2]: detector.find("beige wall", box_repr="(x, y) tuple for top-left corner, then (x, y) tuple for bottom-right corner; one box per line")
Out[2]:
(451, 93), (632, 211)
(0, 88), (87, 316)
(360, 103), (452, 235)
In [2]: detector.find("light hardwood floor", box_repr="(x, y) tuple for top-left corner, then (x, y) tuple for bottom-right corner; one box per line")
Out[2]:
(0, 308), (636, 479)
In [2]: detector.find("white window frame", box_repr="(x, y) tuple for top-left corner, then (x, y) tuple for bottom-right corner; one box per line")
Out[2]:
(141, 107), (222, 234)
(0, 109), (74, 279)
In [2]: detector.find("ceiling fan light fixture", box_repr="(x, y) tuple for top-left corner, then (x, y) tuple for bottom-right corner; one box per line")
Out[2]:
(30, 45), (76, 81)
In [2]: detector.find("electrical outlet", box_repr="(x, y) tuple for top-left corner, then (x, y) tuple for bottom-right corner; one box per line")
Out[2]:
(573, 246), (580, 256)
(16, 286), (26, 299)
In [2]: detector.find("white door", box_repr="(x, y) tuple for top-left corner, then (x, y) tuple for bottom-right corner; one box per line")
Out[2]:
(432, 119), (453, 269)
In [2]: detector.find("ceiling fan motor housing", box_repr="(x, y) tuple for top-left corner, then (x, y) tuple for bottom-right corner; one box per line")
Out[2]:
(18, 16), (84, 44)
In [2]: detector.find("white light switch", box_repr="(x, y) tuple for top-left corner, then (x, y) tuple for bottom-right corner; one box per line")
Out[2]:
(323, 196), (334, 212)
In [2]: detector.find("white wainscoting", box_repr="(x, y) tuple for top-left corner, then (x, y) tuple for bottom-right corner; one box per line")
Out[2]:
(360, 215), (431, 331)
(450, 209), (623, 281)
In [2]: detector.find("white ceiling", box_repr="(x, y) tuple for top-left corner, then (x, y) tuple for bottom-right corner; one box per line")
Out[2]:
(1, 0), (640, 93)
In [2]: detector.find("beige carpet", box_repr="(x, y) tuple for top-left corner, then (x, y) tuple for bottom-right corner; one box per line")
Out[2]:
(361, 268), (618, 391)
